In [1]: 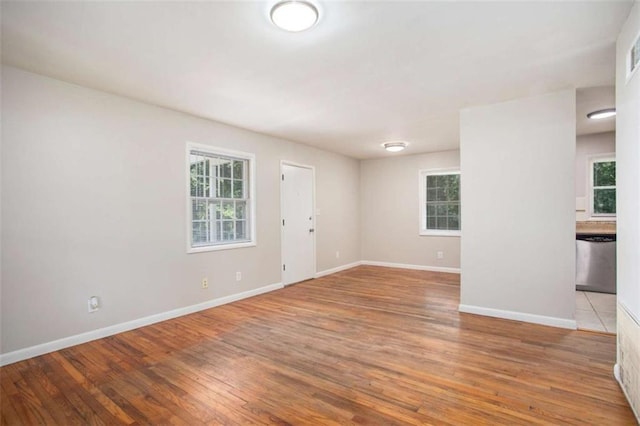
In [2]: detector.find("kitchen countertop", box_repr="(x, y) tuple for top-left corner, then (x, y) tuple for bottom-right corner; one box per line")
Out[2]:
(576, 221), (616, 235)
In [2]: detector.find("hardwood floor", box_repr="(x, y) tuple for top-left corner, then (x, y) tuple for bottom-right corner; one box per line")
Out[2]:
(1, 266), (636, 425)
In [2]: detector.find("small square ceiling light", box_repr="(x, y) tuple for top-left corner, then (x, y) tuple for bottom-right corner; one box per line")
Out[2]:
(270, 1), (319, 32)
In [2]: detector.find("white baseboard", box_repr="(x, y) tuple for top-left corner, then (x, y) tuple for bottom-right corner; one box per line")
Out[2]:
(458, 303), (577, 330)
(361, 260), (461, 274)
(315, 261), (362, 278)
(0, 282), (283, 367)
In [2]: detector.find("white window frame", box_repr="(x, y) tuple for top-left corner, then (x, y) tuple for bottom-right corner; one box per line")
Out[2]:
(419, 168), (461, 237)
(186, 142), (256, 253)
(588, 153), (616, 220)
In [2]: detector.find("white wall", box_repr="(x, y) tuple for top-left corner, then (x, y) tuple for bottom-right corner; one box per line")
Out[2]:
(360, 151), (460, 271)
(459, 90), (576, 328)
(575, 132), (616, 221)
(0, 66), (360, 355)
(0, 66), (3, 355)
(615, 3), (640, 418)
(616, 1), (640, 328)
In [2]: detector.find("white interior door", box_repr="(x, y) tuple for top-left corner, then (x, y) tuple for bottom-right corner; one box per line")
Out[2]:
(281, 163), (315, 285)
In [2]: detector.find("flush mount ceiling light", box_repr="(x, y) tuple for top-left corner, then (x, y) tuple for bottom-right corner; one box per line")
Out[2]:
(383, 142), (408, 152)
(587, 108), (616, 120)
(270, 1), (319, 32)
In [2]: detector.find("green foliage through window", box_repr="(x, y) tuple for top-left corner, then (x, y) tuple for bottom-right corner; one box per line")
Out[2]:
(592, 159), (616, 215)
(424, 172), (460, 231)
(189, 150), (251, 247)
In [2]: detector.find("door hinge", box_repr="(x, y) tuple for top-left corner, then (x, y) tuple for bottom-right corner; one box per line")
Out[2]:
(282, 174), (284, 181)
(282, 219), (285, 226)
(283, 264), (286, 271)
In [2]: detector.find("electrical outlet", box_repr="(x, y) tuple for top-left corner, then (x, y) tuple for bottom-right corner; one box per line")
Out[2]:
(88, 296), (99, 313)
(201, 278), (208, 289)
(236, 272), (242, 281)
(336, 251), (340, 259)
(437, 251), (444, 259)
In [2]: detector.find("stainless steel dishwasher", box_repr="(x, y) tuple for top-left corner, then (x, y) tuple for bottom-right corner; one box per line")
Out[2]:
(575, 233), (616, 294)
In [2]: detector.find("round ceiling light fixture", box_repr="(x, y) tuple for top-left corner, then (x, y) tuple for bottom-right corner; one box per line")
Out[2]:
(270, 1), (319, 32)
(587, 108), (616, 120)
(383, 141), (408, 152)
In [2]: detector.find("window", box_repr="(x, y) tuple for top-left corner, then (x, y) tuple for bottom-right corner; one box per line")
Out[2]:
(590, 156), (616, 217)
(419, 169), (461, 236)
(187, 143), (255, 252)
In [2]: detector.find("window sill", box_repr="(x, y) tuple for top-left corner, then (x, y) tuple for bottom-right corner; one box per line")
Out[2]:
(188, 241), (256, 254)
(587, 216), (617, 222)
(420, 230), (461, 237)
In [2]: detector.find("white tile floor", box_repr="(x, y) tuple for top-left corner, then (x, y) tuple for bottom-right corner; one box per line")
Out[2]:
(576, 291), (616, 333)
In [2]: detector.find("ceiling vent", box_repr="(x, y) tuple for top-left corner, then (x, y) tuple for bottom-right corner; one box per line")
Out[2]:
(629, 33), (640, 79)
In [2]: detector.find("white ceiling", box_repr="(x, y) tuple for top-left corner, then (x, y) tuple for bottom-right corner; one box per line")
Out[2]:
(1, 1), (632, 159)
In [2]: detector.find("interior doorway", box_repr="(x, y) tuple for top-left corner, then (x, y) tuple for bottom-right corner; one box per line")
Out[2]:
(574, 86), (617, 333)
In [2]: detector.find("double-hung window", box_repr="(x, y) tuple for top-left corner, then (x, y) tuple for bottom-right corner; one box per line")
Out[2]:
(419, 169), (461, 236)
(187, 143), (255, 252)
(589, 155), (616, 218)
